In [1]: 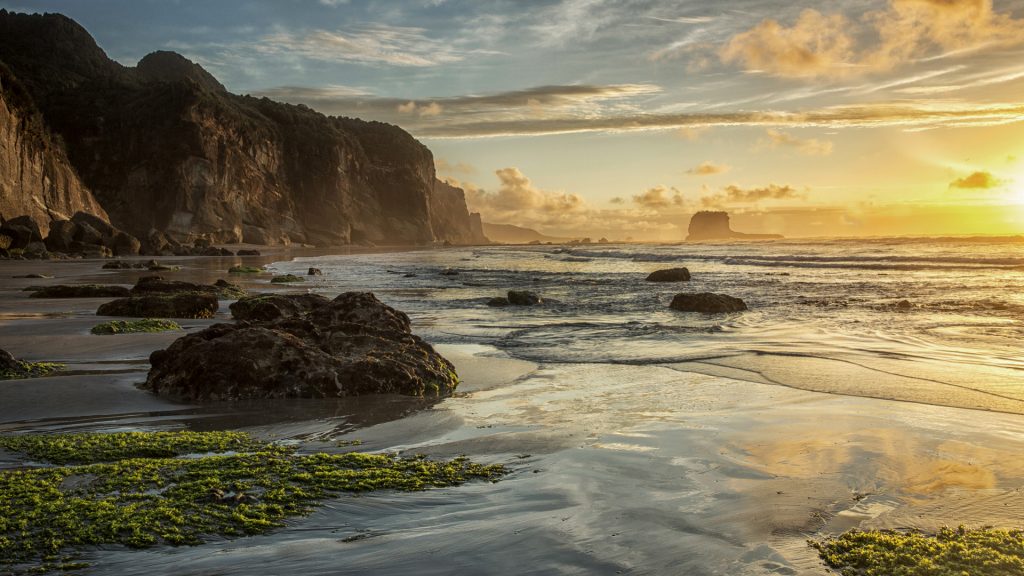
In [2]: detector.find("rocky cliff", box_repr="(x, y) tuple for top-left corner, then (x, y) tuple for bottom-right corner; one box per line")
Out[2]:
(430, 179), (490, 245)
(0, 61), (108, 236)
(0, 10), (479, 247)
(686, 211), (783, 241)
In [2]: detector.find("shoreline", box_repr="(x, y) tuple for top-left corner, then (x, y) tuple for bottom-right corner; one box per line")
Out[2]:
(0, 247), (1022, 574)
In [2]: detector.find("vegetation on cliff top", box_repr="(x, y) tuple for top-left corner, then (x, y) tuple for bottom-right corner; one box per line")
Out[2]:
(0, 431), (505, 574)
(812, 526), (1024, 576)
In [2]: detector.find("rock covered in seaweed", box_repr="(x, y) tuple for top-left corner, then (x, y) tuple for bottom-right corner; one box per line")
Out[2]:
(97, 293), (220, 319)
(144, 292), (457, 400)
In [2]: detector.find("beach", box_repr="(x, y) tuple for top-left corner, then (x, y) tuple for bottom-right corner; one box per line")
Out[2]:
(1, 241), (1023, 575)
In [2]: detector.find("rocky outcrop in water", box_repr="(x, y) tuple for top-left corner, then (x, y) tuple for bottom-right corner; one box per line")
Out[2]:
(0, 10), (486, 247)
(646, 268), (691, 282)
(686, 211), (783, 242)
(669, 292), (747, 313)
(144, 292), (459, 400)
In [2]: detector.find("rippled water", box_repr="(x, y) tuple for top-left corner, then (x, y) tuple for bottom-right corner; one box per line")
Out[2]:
(270, 238), (1024, 414)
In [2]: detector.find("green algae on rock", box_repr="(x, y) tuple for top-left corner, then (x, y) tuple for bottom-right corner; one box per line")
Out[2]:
(270, 274), (305, 283)
(812, 526), (1024, 576)
(90, 318), (182, 335)
(0, 431), (505, 574)
(0, 360), (63, 380)
(229, 265), (264, 274)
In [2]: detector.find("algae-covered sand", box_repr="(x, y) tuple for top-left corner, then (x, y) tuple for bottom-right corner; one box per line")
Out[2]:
(0, 431), (505, 574)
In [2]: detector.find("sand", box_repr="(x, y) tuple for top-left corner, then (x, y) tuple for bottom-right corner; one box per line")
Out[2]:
(0, 253), (1022, 575)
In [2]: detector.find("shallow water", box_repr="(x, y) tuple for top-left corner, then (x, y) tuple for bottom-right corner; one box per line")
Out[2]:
(2, 241), (1023, 575)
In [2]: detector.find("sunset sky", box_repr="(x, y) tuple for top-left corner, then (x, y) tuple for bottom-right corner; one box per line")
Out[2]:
(5, 0), (1024, 239)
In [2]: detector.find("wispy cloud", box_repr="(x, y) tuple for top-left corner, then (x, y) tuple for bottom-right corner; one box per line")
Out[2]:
(757, 128), (833, 156)
(255, 25), (464, 67)
(701, 183), (803, 208)
(633, 185), (684, 209)
(686, 161), (730, 175)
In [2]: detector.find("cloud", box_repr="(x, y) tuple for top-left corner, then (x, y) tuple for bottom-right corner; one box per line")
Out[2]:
(398, 101), (443, 116)
(633, 186), (684, 209)
(255, 25), (464, 67)
(609, 197), (625, 204)
(435, 158), (476, 176)
(686, 161), (729, 176)
(255, 83), (1024, 139)
(720, 9), (855, 78)
(462, 168), (587, 228)
(701, 184), (803, 207)
(758, 129), (833, 156)
(948, 170), (1001, 189)
(720, 0), (1024, 78)
(676, 126), (710, 141)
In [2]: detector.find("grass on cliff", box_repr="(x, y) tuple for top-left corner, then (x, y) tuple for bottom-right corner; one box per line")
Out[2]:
(0, 431), (505, 574)
(812, 526), (1024, 576)
(0, 361), (64, 380)
(90, 319), (182, 335)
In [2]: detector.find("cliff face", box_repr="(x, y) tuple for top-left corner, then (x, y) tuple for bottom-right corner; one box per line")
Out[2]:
(0, 10), (467, 246)
(686, 211), (783, 241)
(0, 62), (108, 235)
(430, 179), (490, 244)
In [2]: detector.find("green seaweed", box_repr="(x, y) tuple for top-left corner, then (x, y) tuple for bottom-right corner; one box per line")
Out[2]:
(90, 318), (182, 335)
(270, 274), (304, 283)
(0, 431), (505, 573)
(0, 361), (64, 380)
(812, 526), (1024, 576)
(228, 265), (263, 274)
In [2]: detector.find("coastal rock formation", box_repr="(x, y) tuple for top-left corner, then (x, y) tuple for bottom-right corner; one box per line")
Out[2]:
(97, 293), (219, 319)
(229, 293), (330, 322)
(0, 10), (486, 248)
(483, 222), (567, 244)
(646, 268), (691, 282)
(0, 62), (108, 237)
(686, 211), (783, 242)
(129, 275), (246, 299)
(670, 292), (748, 313)
(145, 292), (458, 400)
(29, 284), (130, 298)
(430, 179), (490, 245)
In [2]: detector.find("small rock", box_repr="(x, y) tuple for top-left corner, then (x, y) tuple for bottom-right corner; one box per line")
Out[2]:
(308, 267), (323, 276)
(440, 268), (459, 276)
(487, 297), (510, 307)
(236, 249), (261, 256)
(645, 267), (691, 282)
(669, 292), (747, 313)
(507, 290), (542, 306)
(30, 285), (131, 298)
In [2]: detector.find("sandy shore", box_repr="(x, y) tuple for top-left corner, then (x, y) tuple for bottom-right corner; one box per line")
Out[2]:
(1, 252), (1022, 575)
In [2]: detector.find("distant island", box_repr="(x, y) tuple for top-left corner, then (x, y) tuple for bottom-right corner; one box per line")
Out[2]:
(482, 222), (569, 244)
(686, 211), (783, 241)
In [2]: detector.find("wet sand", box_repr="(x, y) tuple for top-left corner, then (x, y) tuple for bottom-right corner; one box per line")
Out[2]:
(1, 253), (1022, 575)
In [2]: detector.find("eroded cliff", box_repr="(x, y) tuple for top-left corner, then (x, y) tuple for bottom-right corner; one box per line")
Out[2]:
(431, 179), (490, 245)
(0, 10), (477, 247)
(0, 61), (108, 235)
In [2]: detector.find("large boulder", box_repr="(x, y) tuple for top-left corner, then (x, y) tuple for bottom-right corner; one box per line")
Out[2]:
(230, 293), (330, 322)
(646, 267), (691, 282)
(112, 231), (142, 256)
(44, 220), (78, 252)
(0, 215), (44, 249)
(669, 292), (747, 313)
(129, 275), (246, 299)
(30, 284), (130, 298)
(144, 292), (457, 400)
(97, 293), (219, 318)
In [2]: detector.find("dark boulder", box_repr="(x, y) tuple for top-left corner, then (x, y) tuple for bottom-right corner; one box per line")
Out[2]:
(97, 293), (219, 318)
(669, 292), (747, 313)
(0, 215), (44, 249)
(646, 267), (691, 282)
(44, 220), (78, 252)
(130, 275), (246, 299)
(230, 293), (330, 322)
(112, 232), (141, 256)
(486, 297), (509, 307)
(308, 267), (323, 276)
(507, 290), (542, 306)
(102, 260), (133, 269)
(144, 292), (457, 400)
(30, 284), (130, 298)
(236, 249), (261, 256)
(440, 268), (459, 276)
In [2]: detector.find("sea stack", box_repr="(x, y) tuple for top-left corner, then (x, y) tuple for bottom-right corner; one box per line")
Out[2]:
(686, 211), (783, 241)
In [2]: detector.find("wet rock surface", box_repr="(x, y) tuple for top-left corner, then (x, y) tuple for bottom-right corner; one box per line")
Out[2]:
(645, 268), (691, 282)
(669, 292), (748, 313)
(145, 292), (457, 400)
